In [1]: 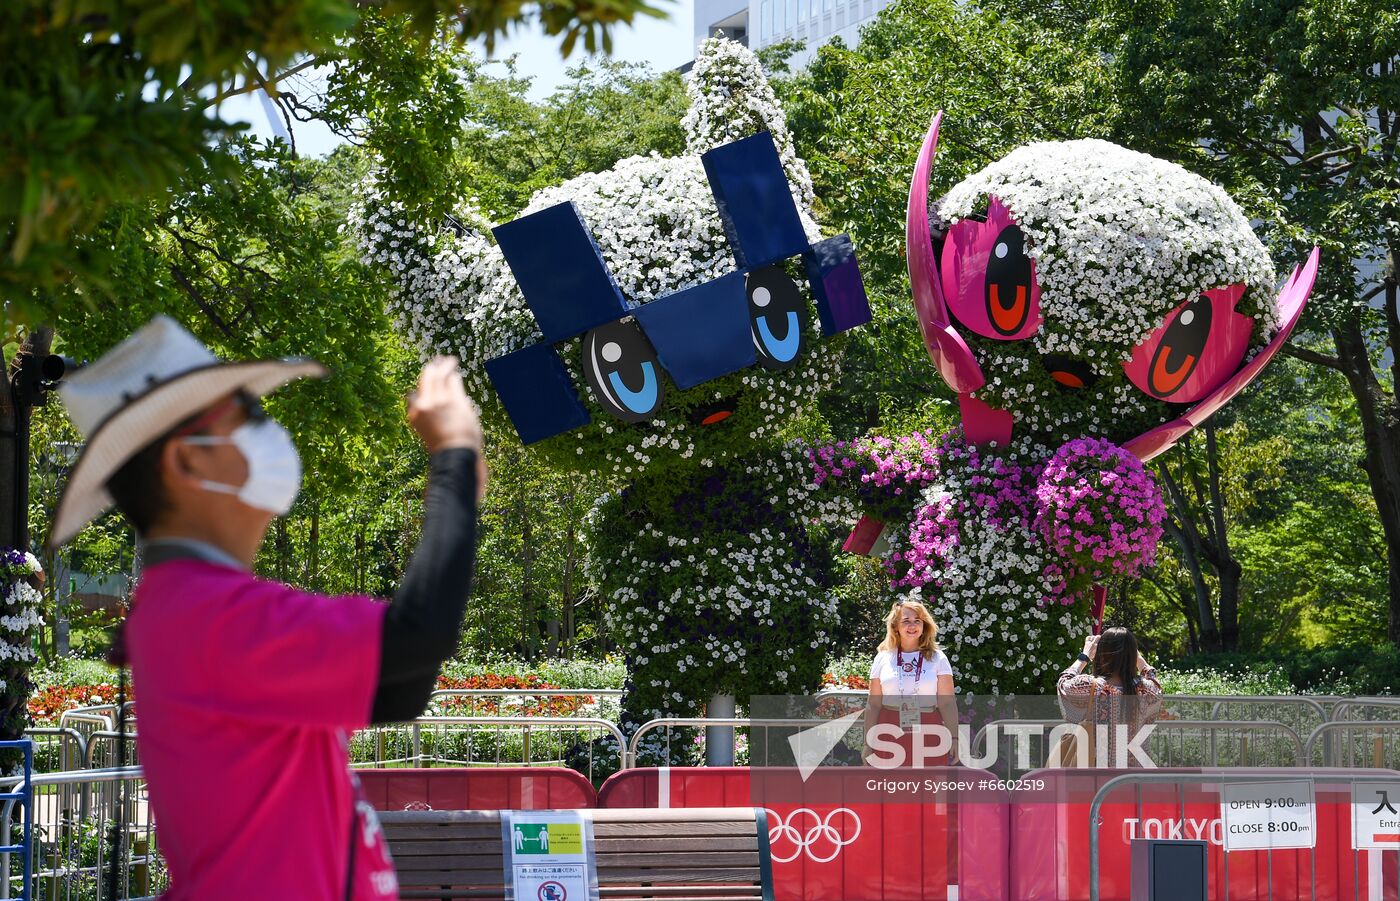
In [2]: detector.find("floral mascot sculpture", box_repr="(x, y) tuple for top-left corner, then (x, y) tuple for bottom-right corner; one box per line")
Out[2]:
(815, 114), (1319, 693)
(353, 39), (867, 758)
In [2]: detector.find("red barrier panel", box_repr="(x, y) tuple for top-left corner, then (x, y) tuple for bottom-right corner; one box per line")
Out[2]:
(356, 767), (597, 811)
(1009, 768), (1400, 901)
(597, 766), (1010, 901)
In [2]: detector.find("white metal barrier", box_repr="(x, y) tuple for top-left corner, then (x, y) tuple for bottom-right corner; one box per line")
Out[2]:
(352, 716), (627, 782)
(24, 729), (87, 775)
(0, 766), (157, 900)
(1304, 720), (1400, 769)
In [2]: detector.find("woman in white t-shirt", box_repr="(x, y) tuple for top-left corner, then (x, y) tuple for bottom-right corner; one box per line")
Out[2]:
(862, 599), (959, 766)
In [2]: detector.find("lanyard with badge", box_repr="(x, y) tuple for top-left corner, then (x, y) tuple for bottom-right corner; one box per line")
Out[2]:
(895, 649), (924, 731)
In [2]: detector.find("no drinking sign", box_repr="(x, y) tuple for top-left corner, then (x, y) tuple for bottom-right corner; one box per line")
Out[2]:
(502, 811), (601, 901)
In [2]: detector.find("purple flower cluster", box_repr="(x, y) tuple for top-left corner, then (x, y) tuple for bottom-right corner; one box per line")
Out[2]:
(896, 495), (962, 589)
(0, 548), (29, 582)
(812, 429), (1167, 611)
(1034, 438), (1166, 602)
(809, 430), (944, 521)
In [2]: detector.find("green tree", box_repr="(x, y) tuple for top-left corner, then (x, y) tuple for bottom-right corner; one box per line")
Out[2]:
(984, 0), (1400, 643)
(779, 0), (1112, 439)
(469, 444), (605, 658)
(1, 0), (668, 317)
(321, 17), (688, 221)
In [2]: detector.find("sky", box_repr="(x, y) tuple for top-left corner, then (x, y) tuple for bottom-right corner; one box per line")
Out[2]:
(219, 0), (697, 158)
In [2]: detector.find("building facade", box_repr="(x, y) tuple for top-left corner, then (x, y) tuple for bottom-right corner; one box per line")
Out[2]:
(693, 0), (895, 67)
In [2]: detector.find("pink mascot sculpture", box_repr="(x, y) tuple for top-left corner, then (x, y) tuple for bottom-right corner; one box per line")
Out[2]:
(815, 114), (1319, 693)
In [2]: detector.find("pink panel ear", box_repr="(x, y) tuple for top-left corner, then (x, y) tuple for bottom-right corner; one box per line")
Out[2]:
(959, 393), (1015, 448)
(907, 112), (985, 394)
(940, 197), (1042, 341)
(1122, 283), (1254, 404)
(1124, 248), (1320, 462)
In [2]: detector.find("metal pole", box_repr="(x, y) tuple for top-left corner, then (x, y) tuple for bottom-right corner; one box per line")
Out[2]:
(705, 693), (736, 767)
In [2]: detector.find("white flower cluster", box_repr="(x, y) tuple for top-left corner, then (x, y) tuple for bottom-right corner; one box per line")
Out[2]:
(933, 138), (1279, 447)
(938, 138), (1278, 364)
(590, 489), (841, 704)
(524, 153), (736, 303)
(580, 441), (855, 709)
(976, 351), (1154, 443)
(0, 582), (41, 666)
(683, 38), (816, 216)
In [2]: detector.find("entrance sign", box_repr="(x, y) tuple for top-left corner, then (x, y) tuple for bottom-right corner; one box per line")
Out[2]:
(502, 811), (600, 901)
(1221, 781), (1316, 851)
(1352, 781), (1400, 850)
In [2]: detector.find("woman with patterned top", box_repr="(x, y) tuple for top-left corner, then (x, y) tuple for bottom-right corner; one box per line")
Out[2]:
(1056, 627), (1163, 767)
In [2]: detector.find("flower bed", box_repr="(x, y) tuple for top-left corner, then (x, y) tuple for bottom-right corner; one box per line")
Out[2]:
(821, 672), (870, 690)
(28, 683), (123, 726)
(430, 673), (589, 717)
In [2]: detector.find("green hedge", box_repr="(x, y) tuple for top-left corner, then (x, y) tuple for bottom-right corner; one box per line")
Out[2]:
(1166, 646), (1400, 696)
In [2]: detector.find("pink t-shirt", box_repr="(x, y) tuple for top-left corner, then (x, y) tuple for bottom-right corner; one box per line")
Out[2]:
(129, 560), (399, 900)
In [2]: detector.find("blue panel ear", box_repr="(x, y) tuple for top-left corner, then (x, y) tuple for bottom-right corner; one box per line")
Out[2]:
(701, 133), (810, 271)
(632, 273), (756, 389)
(803, 234), (872, 335)
(485, 343), (591, 444)
(491, 201), (630, 343)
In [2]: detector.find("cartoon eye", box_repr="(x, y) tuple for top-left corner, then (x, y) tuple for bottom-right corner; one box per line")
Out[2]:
(1123, 284), (1255, 403)
(939, 197), (1042, 341)
(582, 319), (665, 422)
(746, 265), (807, 370)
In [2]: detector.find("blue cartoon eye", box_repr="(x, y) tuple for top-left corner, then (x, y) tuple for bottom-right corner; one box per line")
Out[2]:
(747, 266), (807, 370)
(583, 320), (665, 423)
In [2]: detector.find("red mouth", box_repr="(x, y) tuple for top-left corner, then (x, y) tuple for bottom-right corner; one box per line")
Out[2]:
(691, 396), (740, 426)
(1042, 354), (1097, 390)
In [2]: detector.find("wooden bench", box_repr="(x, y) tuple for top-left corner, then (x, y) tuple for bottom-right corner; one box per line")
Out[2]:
(381, 806), (774, 900)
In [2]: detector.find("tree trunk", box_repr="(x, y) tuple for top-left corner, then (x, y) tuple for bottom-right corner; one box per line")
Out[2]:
(275, 518), (289, 582)
(307, 508), (320, 591)
(1160, 465), (1221, 651)
(562, 516), (576, 659)
(1203, 424), (1241, 651)
(1179, 587), (1200, 655)
(355, 529), (366, 593)
(1331, 314), (1400, 646)
(522, 516), (535, 659)
(0, 329), (53, 551)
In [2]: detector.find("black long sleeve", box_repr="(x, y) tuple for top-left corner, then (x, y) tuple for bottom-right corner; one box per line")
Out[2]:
(370, 447), (479, 724)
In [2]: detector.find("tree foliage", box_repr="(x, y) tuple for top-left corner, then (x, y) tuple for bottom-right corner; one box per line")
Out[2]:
(982, 0), (1400, 643)
(1, 0), (668, 319)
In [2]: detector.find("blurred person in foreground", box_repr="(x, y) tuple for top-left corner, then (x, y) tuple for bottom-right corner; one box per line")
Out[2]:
(46, 316), (487, 900)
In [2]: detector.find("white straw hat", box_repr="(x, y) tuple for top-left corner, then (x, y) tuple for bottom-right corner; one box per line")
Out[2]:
(47, 315), (327, 549)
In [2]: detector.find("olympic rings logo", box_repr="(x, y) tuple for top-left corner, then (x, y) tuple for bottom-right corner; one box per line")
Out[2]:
(761, 807), (861, 864)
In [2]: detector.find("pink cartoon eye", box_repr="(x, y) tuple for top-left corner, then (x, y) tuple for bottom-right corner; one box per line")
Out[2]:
(1124, 284), (1255, 403)
(938, 197), (1042, 341)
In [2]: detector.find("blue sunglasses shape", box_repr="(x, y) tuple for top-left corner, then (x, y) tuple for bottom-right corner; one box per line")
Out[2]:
(485, 132), (872, 445)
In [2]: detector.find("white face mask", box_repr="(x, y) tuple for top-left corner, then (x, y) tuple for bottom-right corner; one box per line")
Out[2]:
(182, 418), (302, 515)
